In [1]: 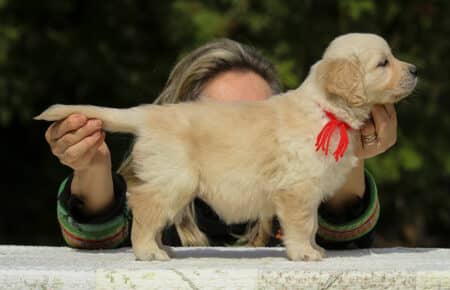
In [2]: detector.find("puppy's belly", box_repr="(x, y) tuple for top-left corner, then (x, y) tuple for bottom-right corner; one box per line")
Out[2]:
(198, 188), (275, 224)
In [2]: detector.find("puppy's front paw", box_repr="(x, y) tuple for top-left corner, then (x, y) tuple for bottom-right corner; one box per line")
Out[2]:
(286, 244), (324, 261)
(134, 247), (170, 261)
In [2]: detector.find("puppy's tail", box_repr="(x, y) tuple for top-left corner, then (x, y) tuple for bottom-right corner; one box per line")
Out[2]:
(34, 104), (149, 134)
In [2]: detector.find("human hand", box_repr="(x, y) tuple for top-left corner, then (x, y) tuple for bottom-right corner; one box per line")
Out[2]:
(44, 113), (111, 172)
(45, 113), (114, 213)
(354, 104), (398, 159)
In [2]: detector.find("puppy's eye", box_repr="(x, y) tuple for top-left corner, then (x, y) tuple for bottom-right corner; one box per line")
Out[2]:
(377, 59), (389, 67)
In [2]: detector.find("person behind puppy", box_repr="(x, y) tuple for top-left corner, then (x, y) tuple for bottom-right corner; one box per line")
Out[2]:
(46, 39), (397, 249)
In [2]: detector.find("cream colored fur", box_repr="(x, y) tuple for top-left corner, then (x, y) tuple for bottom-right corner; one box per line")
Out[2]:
(35, 33), (417, 261)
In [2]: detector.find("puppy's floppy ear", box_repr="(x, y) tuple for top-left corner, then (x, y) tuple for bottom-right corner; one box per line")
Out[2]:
(317, 58), (366, 107)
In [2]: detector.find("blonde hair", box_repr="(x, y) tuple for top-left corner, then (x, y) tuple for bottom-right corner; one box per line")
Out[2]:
(119, 38), (281, 247)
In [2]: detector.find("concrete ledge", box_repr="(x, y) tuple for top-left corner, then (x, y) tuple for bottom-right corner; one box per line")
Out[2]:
(1, 246), (449, 289)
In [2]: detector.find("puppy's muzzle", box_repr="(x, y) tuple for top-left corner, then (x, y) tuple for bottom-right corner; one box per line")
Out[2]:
(408, 65), (418, 78)
(400, 64), (418, 92)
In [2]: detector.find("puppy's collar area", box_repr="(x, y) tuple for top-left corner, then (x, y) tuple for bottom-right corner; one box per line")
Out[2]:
(315, 111), (352, 162)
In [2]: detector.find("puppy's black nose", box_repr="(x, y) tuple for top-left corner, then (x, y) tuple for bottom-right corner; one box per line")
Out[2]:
(409, 65), (418, 77)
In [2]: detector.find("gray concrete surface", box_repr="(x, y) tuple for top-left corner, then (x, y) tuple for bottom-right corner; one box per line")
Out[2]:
(1, 246), (449, 289)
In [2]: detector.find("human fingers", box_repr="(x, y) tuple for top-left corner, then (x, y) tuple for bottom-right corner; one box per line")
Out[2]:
(52, 119), (103, 156)
(360, 116), (378, 147)
(45, 113), (88, 144)
(372, 104), (397, 149)
(59, 131), (105, 170)
(383, 103), (397, 122)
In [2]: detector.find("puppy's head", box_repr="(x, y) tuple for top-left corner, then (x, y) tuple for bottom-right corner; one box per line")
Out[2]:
(315, 33), (417, 107)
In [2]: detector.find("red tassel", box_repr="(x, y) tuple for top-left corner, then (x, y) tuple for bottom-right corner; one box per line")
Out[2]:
(315, 111), (351, 162)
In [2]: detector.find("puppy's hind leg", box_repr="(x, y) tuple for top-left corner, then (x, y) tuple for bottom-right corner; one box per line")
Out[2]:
(128, 188), (171, 261)
(273, 184), (324, 261)
(127, 177), (198, 261)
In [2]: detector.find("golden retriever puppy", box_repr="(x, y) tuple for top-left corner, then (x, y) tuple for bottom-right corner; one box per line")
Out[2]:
(35, 33), (417, 261)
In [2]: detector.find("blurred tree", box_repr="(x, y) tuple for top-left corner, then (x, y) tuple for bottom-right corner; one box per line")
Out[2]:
(0, 0), (448, 247)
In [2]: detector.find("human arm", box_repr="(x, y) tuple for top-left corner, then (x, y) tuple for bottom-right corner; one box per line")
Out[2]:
(56, 173), (131, 249)
(317, 104), (397, 248)
(45, 113), (130, 248)
(45, 113), (115, 214)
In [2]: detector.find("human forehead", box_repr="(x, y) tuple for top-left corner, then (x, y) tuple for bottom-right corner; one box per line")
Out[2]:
(200, 69), (273, 101)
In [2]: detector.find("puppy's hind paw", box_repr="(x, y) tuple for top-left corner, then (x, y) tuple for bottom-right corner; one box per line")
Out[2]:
(134, 248), (170, 261)
(286, 245), (324, 261)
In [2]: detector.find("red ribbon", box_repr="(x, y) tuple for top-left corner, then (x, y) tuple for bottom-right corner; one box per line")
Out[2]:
(315, 111), (351, 162)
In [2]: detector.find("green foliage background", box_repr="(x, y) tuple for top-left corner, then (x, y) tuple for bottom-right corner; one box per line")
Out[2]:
(0, 0), (448, 247)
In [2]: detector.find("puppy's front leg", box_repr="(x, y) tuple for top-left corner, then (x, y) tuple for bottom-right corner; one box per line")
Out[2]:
(274, 187), (324, 261)
(311, 211), (326, 257)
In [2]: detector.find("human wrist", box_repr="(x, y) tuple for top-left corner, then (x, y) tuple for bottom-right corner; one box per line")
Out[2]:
(71, 155), (114, 215)
(317, 168), (379, 242)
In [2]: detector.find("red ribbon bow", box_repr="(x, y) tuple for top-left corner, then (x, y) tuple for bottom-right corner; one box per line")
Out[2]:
(315, 111), (351, 162)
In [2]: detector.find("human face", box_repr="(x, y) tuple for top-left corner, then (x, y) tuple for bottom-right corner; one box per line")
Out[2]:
(201, 70), (273, 102)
